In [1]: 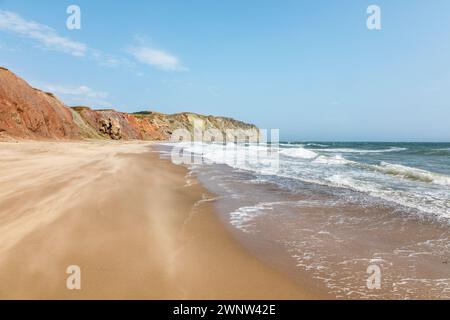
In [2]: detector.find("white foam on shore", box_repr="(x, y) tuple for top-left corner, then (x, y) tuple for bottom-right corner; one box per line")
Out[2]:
(164, 142), (450, 221)
(229, 202), (274, 233)
(279, 147), (318, 159)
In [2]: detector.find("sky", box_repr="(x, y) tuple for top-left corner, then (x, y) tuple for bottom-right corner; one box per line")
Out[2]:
(1, 0), (450, 141)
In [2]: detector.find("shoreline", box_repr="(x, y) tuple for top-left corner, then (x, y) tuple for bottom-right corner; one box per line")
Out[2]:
(180, 143), (450, 299)
(0, 141), (317, 299)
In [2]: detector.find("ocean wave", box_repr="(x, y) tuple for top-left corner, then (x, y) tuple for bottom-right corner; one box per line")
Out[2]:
(313, 155), (349, 165)
(163, 142), (450, 220)
(372, 162), (450, 186)
(313, 147), (407, 154)
(325, 174), (450, 219)
(306, 143), (330, 147)
(425, 149), (450, 156)
(169, 143), (449, 187)
(279, 147), (318, 159)
(279, 143), (306, 149)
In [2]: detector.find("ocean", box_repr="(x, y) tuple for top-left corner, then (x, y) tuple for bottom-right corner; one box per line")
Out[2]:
(158, 142), (450, 299)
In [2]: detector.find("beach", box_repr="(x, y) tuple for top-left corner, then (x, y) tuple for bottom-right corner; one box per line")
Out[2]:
(0, 141), (316, 299)
(1, 0), (450, 304)
(164, 142), (450, 299)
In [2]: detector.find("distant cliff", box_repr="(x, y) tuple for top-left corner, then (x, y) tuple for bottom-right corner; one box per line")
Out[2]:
(0, 67), (259, 141)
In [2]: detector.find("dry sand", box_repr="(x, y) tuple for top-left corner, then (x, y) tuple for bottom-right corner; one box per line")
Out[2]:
(0, 141), (314, 299)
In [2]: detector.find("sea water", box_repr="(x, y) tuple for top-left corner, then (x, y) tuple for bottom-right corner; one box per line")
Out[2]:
(158, 142), (450, 299)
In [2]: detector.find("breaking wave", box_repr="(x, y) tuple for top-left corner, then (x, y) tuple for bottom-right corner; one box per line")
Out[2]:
(164, 142), (450, 220)
(371, 162), (450, 187)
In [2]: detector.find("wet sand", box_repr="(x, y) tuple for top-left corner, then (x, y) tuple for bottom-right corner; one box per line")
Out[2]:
(0, 141), (316, 299)
(188, 159), (450, 299)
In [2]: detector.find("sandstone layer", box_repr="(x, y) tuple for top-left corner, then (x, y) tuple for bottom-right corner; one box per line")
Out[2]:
(0, 67), (259, 141)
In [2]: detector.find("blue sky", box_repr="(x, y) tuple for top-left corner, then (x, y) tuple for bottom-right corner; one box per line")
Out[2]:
(1, 0), (450, 141)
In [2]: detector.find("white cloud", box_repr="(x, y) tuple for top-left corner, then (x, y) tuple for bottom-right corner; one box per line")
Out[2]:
(43, 84), (108, 99)
(33, 82), (111, 107)
(128, 46), (187, 71)
(0, 10), (131, 69)
(0, 10), (86, 57)
(0, 10), (185, 74)
(90, 49), (133, 68)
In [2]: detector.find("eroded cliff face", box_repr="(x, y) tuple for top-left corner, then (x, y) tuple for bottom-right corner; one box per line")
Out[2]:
(71, 107), (142, 140)
(0, 67), (80, 140)
(135, 112), (260, 142)
(0, 67), (259, 141)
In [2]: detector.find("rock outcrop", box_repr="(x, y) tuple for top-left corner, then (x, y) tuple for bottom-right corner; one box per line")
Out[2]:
(133, 111), (260, 141)
(0, 67), (259, 141)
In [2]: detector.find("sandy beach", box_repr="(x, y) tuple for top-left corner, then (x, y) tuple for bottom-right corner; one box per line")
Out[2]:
(0, 141), (315, 299)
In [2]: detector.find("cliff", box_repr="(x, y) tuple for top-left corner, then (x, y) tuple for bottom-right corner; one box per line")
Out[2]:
(0, 67), (80, 140)
(0, 67), (259, 141)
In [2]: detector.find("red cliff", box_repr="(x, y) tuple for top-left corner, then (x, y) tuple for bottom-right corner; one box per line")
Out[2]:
(0, 67), (80, 140)
(0, 67), (258, 141)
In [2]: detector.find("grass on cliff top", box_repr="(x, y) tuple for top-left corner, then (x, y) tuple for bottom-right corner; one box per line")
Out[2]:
(132, 111), (155, 118)
(133, 111), (153, 115)
(71, 106), (118, 112)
